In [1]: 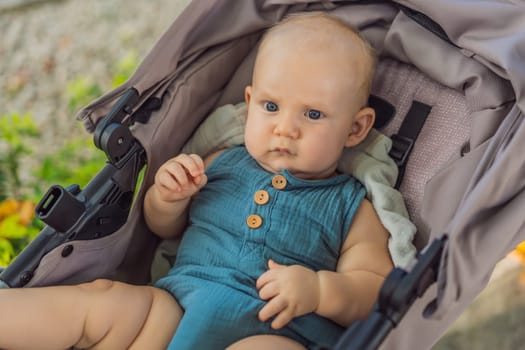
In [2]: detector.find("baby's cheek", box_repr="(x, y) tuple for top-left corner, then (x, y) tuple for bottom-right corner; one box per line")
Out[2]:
(311, 145), (342, 172)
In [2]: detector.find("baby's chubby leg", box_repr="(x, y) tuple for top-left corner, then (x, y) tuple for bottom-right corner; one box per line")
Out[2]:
(0, 279), (182, 350)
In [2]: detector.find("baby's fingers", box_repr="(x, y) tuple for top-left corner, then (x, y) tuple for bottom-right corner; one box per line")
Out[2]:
(258, 281), (279, 301)
(177, 154), (205, 179)
(256, 269), (278, 290)
(161, 160), (191, 190)
(270, 307), (295, 330)
(155, 154), (207, 202)
(258, 296), (286, 324)
(166, 155), (206, 184)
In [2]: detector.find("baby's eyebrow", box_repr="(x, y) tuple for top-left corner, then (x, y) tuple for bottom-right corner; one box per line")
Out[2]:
(255, 88), (276, 98)
(255, 92), (279, 104)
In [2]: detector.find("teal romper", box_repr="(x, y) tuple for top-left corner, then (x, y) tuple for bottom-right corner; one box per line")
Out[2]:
(155, 146), (366, 349)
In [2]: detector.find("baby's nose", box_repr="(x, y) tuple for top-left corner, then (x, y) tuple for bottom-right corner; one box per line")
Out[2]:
(273, 113), (300, 138)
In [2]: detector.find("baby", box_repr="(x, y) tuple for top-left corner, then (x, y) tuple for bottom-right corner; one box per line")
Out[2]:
(145, 12), (392, 350)
(0, 12), (392, 350)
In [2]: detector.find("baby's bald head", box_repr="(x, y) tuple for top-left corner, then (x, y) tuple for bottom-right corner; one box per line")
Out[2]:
(255, 12), (376, 108)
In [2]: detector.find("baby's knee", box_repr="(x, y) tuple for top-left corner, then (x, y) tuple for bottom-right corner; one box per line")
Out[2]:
(77, 279), (147, 322)
(75, 281), (159, 349)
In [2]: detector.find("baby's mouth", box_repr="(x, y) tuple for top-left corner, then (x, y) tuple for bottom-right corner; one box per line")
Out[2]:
(272, 147), (294, 155)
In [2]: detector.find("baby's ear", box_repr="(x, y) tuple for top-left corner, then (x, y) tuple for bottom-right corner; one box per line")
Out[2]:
(244, 86), (252, 104)
(345, 107), (375, 147)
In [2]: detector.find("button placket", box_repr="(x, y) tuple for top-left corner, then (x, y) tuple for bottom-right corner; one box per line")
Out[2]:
(246, 174), (288, 231)
(247, 190), (269, 230)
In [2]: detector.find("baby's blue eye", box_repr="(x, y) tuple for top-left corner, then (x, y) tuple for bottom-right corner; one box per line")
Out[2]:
(305, 109), (322, 120)
(264, 101), (279, 112)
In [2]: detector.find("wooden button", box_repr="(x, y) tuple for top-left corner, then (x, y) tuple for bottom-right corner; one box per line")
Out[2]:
(246, 214), (263, 229)
(254, 190), (270, 205)
(271, 175), (287, 190)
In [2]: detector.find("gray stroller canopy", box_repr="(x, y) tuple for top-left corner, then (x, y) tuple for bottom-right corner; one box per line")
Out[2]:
(6, 1), (525, 349)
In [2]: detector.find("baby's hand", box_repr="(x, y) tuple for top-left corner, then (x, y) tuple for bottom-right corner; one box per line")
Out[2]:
(256, 260), (320, 329)
(154, 154), (207, 203)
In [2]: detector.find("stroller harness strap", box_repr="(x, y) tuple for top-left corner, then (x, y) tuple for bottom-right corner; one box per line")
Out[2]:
(389, 100), (432, 188)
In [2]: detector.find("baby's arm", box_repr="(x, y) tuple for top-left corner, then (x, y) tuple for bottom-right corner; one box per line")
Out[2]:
(256, 199), (392, 328)
(316, 199), (393, 325)
(144, 154), (207, 239)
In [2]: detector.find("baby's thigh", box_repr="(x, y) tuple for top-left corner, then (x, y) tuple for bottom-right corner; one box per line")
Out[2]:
(227, 334), (306, 350)
(76, 279), (182, 350)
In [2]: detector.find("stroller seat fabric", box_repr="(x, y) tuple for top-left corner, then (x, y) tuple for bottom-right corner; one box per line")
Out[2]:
(370, 58), (471, 247)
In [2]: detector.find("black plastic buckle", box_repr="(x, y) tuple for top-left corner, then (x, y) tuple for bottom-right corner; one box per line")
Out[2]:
(389, 134), (414, 168)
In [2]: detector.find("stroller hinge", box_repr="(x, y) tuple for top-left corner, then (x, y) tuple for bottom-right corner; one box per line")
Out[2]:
(94, 88), (140, 164)
(384, 236), (446, 322)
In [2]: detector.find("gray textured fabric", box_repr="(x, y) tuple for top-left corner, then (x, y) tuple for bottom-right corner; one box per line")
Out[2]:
(17, 1), (525, 349)
(372, 58), (471, 244)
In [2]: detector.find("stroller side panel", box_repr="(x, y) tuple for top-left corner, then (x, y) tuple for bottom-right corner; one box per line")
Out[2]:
(378, 1), (525, 348)
(381, 105), (525, 350)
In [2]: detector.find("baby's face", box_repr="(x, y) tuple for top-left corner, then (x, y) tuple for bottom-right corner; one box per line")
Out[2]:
(244, 43), (365, 180)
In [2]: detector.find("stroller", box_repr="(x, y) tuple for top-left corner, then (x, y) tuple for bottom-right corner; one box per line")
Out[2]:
(2, 0), (525, 349)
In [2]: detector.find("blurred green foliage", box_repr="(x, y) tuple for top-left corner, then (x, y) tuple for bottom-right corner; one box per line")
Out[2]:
(112, 51), (140, 87)
(66, 77), (103, 113)
(33, 137), (107, 194)
(0, 114), (41, 265)
(0, 113), (40, 201)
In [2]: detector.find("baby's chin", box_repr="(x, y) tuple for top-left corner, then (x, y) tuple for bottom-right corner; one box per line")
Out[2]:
(255, 160), (331, 180)
(250, 151), (336, 179)
(254, 160), (282, 174)
(252, 158), (289, 175)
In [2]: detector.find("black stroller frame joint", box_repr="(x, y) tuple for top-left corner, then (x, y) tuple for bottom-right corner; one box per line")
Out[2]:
(0, 89), (146, 288)
(93, 87), (141, 164)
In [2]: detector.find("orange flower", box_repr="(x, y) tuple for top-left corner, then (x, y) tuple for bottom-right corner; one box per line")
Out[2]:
(511, 241), (525, 287)
(0, 199), (19, 220)
(18, 201), (35, 226)
(514, 241), (525, 263)
(0, 199), (35, 226)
